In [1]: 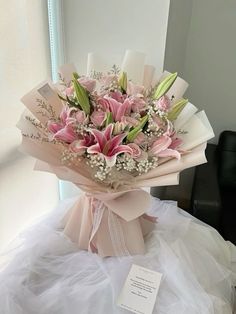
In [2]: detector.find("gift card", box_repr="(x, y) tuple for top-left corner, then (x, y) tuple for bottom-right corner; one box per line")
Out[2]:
(117, 264), (162, 314)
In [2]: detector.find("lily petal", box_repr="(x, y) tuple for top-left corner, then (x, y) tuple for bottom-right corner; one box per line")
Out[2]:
(116, 98), (131, 121)
(53, 125), (76, 143)
(111, 145), (133, 156)
(104, 155), (117, 167)
(169, 137), (183, 150)
(104, 124), (113, 140)
(107, 133), (127, 154)
(150, 135), (172, 155)
(158, 148), (181, 160)
(87, 143), (101, 154)
(90, 129), (106, 149)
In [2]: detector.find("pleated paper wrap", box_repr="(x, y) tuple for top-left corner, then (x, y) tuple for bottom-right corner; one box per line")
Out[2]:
(17, 51), (214, 257)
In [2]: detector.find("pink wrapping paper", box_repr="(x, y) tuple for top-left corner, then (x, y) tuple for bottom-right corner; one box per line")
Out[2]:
(17, 58), (213, 257)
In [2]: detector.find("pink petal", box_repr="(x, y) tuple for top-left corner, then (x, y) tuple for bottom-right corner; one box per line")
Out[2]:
(90, 110), (106, 127)
(60, 107), (67, 124)
(48, 121), (63, 133)
(105, 97), (120, 121)
(158, 148), (181, 160)
(110, 91), (124, 103)
(65, 86), (74, 96)
(155, 95), (171, 112)
(150, 135), (172, 155)
(127, 143), (142, 158)
(90, 129), (106, 149)
(116, 99), (131, 121)
(104, 124), (113, 140)
(87, 143), (101, 154)
(53, 125), (76, 143)
(98, 98), (110, 111)
(127, 81), (144, 96)
(111, 145), (133, 156)
(78, 77), (96, 93)
(104, 155), (117, 167)
(69, 140), (87, 154)
(134, 132), (147, 145)
(163, 120), (174, 136)
(169, 137), (183, 150)
(107, 133), (127, 155)
(121, 116), (139, 127)
(76, 110), (87, 124)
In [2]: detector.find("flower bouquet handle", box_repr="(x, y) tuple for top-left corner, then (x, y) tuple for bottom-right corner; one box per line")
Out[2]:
(17, 50), (214, 257)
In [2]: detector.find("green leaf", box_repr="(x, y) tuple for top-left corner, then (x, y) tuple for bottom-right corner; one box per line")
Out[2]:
(72, 73), (90, 114)
(105, 112), (113, 126)
(58, 94), (67, 102)
(66, 95), (78, 108)
(153, 72), (178, 100)
(72, 72), (80, 80)
(118, 71), (127, 92)
(127, 115), (148, 142)
(58, 94), (78, 108)
(168, 98), (188, 121)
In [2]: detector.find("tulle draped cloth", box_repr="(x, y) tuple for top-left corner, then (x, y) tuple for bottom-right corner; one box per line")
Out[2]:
(0, 197), (235, 314)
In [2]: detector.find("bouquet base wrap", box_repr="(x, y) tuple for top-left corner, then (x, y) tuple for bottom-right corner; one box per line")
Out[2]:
(62, 190), (155, 257)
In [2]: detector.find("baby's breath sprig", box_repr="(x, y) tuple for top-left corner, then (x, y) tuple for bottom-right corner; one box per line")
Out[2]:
(61, 149), (82, 165)
(136, 157), (158, 174)
(116, 155), (136, 172)
(87, 155), (111, 181)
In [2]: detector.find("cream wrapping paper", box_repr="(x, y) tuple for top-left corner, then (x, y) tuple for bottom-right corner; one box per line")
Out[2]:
(17, 51), (214, 257)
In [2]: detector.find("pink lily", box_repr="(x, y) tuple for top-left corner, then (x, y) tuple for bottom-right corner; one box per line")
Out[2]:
(78, 77), (96, 93)
(60, 106), (76, 125)
(150, 135), (180, 160)
(87, 124), (132, 167)
(127, 81), (144, 96)
(127, 143), (142, 158)
(130, 96), (147, 113)
(65, 86), (74, 97)
(90, 110), (106, 127)
(134, 132), (148, 146)
(70, 134), (95, 155)
(121, 116), (139, 127)
(47, 122), (63, 134)
(110, 91), (125, 103)
(104, 96), (131, 122)
(53, 124), (77, 143)
(154, 95), (171, 112)
(76, 110), (88, 124)
(169, 136), (183, 150)
(48, 106), (77, 143)
(100, 74), (116, 88)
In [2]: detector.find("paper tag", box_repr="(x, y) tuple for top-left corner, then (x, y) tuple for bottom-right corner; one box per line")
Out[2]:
(117, 264), (162, 314)
(38, 83), (55, 100)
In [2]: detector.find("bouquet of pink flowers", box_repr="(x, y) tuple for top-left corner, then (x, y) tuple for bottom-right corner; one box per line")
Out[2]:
(17, 51), (214, 257)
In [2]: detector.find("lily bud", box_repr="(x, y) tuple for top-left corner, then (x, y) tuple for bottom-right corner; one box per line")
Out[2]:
(72, 73), (90, 115)
(118, 71), (127, 92)
(168, 98), (188, 121)
(153, 72), (177, 100)
(105, 112), (113, 126)
(127, 115), (148, 142)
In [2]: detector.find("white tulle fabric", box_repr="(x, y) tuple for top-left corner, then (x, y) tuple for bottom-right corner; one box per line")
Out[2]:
(0, 197), (235, 314)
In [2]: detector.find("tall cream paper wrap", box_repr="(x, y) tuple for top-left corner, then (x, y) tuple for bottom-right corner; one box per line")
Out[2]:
(17, 51), (214, 257)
